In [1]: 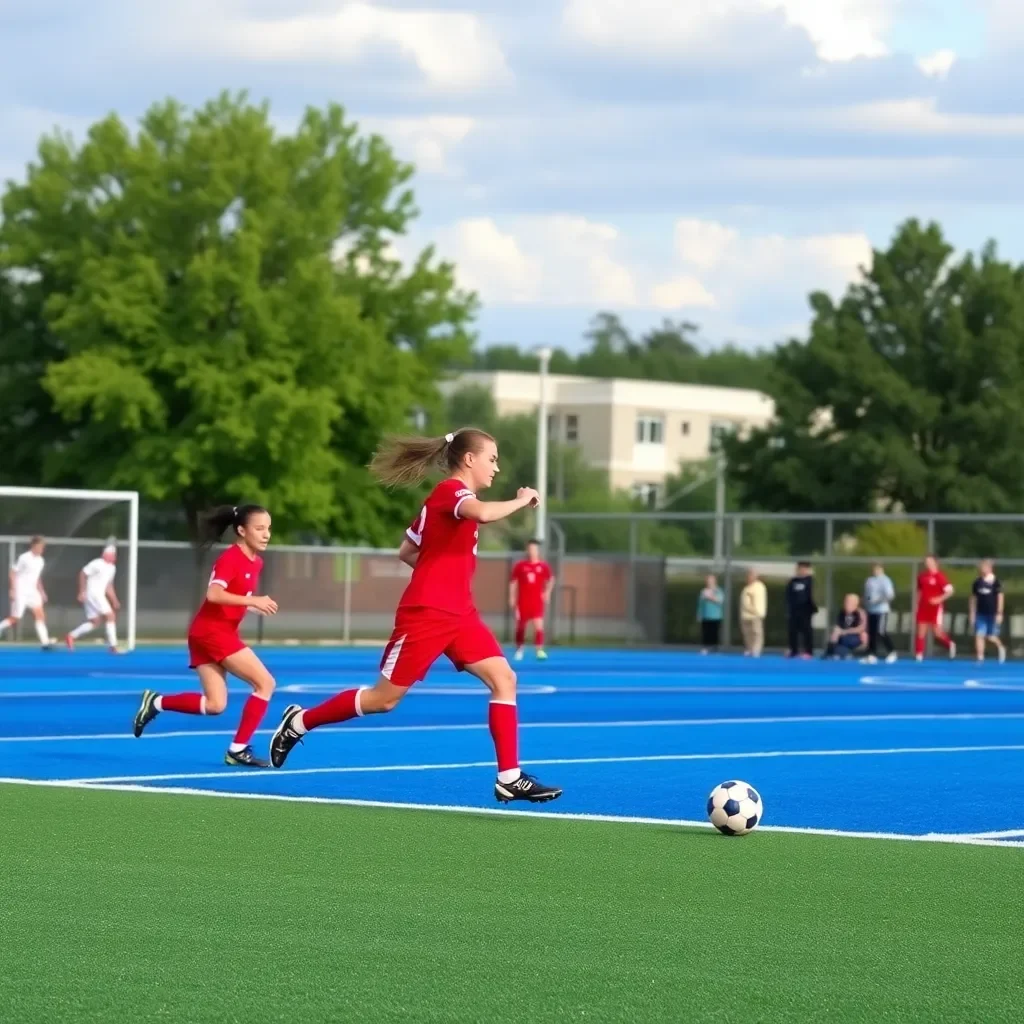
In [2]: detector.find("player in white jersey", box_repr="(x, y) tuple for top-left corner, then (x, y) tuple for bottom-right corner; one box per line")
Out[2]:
(0, 536), (54, 648)
(65, 545), (122, 653)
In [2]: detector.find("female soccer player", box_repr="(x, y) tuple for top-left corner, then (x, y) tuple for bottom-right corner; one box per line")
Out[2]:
(269, 428), (563, 804)
(132, 504), (279, 767)
(0, 535), (53, 649)
(915, 554), (956, 661)
(65, 545), (122, 653)
(509, 538), (554, 661)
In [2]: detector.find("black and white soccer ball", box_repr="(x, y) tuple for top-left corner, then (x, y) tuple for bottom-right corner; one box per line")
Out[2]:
(707, 780), (763, 836)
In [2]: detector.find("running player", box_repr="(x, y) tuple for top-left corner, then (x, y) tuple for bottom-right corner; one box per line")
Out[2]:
(132, 504), (279, 767)
(65, 545), (121, 653)
(915, 554), (956, 661)
(0, 536), (53, 649)
(509, 538), (554, 661)
(269, 428), (563, 804)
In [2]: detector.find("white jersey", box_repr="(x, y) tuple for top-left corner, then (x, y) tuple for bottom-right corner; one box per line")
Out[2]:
(83, 558), (117, 598)
(12, 551), (44, 593)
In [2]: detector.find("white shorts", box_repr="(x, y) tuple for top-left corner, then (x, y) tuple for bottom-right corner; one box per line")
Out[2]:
(84, 593), (113, 618)
(10, 590), (42, 618)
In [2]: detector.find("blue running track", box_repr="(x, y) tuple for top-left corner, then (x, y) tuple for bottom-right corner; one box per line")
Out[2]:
(2, 645), (1024, 847)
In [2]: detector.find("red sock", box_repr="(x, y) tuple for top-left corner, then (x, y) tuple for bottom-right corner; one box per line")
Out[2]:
(160, 693), (205, 715)
(232, 694), (269, 746)
(488, 701), (519, 773)
(914, 630), (925, 656)
(514, 621), (526, 646)
(934, 630), (952, 650)
(535, 627), (545, 648)
(303, 688), (362, 731)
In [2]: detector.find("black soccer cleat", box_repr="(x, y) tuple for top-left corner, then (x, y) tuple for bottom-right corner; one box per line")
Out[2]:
(270, 704), (304, 768)
(133, 689), (160, 738)
(224, 745), (270, 768)
(495, 772), (563, 805)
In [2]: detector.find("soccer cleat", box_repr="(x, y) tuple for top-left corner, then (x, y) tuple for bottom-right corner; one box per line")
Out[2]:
(949, 641), (957, 659)
(270, 703), (304, 768)
(860, 655), (877, 665)
(536, 648), (547, 660)
(65, 633), (75, 652)
(915, 653), (924, 662)
(885, 652), (898, 664)
(494, 772), (562, 804)
(109, 646), (124, 655)
(133, 689), (160, 737)
(999, 646), (1007, 664)
(224, 746), (270, 768)
(513, 647), (524, 661)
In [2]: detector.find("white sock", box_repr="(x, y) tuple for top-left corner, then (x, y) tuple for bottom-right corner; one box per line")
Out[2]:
(105, 621), (118, 647)
(34, 620), (50, 645)
(228, 742), (247, 753)
(293, 711), (308, 735)
(70, 622), (95, 640)
(154, 696), (164, 711)
(497, 768), (522, 784)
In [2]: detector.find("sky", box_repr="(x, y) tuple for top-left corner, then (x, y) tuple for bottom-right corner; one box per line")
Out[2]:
(1, 0), (1021, 353)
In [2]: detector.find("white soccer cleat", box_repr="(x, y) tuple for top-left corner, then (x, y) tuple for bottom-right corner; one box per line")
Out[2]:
(999, 647), (1007, 664)
(860, 655), (877, 665)
(915, 653), (923, 662)
(513, 647), (524, 661)
(885, 652), (898, 664)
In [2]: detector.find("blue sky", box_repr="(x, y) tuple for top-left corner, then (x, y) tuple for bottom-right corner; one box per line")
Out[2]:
(1, 0), (1022, 352)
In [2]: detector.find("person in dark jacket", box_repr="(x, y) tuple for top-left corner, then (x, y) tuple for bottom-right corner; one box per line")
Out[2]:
(785, 561), (816, 658)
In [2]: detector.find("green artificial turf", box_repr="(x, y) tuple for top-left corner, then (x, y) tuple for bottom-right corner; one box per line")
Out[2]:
(1, 784), (1021, 1023)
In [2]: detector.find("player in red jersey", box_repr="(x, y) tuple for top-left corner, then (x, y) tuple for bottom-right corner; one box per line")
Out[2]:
(915, 554), (956, 661)
(132, 504), (280, 766)
(510, 538), (554, 661)
(269, 428), (562, 804)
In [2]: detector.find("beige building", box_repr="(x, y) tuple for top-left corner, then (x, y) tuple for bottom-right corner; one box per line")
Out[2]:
(440, 371), (775, 500)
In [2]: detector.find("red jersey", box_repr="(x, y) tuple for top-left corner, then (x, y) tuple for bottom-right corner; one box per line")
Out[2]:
(189, 545), (263, 635)
(399, 478), (478, 615)
(917, 569), (951, 608)
(511, 560), (553, 608)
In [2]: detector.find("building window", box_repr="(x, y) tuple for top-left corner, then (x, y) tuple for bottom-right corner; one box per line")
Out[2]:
(709, 420), (735, 452)
(632, 482), (660, 508)
(636, 414), (664, 445)
(681, 421), (690, 436)
(565, 414), (578, 442)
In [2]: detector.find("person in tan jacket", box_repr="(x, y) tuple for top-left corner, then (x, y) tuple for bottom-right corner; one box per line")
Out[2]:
(739, 569), (767, 657)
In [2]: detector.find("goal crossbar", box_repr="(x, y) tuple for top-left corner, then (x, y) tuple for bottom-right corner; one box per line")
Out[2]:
(0, 486), (140, 651)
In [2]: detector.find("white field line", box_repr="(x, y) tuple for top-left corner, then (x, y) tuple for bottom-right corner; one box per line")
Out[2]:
(0, 776), (1021, 849)
(5, 711), (1024, 745)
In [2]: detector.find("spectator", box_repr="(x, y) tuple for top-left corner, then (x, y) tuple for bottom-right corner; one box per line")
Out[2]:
(970, 559), (1006, 664)
(785, 561), (816, 659)
(739, 568), (767, 657)
(824, 594), (868, 659)
(696, 573), (724, 654)
(862, 562), (897, 665)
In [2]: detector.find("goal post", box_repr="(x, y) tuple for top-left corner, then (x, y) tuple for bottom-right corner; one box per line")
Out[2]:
(0, 486), (140, 651)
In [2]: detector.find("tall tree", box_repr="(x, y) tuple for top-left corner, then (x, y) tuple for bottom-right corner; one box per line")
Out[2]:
(0, 93), (475, 543)
(726, 219), (1024, 521)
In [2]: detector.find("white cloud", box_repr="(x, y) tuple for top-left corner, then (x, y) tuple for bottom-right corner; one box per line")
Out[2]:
(917, 49), (957, 78)
(359, 116), (475, 176)
(650, 275), (718, 309)
(562, 0), (895, 63)
(837, 98), (1024, 136)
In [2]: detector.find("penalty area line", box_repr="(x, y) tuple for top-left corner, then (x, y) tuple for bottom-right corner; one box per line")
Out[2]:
(0, 776), (1021, 849)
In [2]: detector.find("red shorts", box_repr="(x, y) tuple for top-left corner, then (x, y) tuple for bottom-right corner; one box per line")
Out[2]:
(380, 607), (503, 687)
(188, 630), (246, 668)
(516, 603), (544, 622)
(916, 606), (943, 627)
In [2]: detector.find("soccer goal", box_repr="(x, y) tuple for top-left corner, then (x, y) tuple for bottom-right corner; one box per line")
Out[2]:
(0, 486), (139, 651)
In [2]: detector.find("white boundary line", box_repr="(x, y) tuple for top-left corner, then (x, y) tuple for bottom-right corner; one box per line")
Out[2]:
(6, 710), (1024, 745)
(63, 742), (1024, 785)
(1, 776), (1021, 849)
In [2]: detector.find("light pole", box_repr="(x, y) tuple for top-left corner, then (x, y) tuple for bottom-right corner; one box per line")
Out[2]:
(534, 346), (552, 543)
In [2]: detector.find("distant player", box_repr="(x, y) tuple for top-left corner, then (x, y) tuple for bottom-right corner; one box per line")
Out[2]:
(915, 554), (956, 661)
(65, 545), (121, 653)
(269, 428), (563, 805)
(0, 536), (53, 649)
(509, 538), (554, 661)
(970, 559), (1006, 664)
(132, 505), (279, 767)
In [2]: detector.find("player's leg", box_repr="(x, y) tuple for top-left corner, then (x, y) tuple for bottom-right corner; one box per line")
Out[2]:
(66, 614), (99, 649)
(513, 611), (526, 660)
(974, 620), (986, 661)
(0, 591), (24, 636)
(29, 602), (51, 648)
(533, 616), (547, 659)
(133, 664), (227, 738)
(914, 620), (928, 659)
(220, 647), (277, 767)
(932, 614), (955, 656)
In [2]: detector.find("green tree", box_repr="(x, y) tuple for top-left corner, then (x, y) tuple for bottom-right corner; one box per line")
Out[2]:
(726, 219), (1024, 526)
(0, 93), (475, 544)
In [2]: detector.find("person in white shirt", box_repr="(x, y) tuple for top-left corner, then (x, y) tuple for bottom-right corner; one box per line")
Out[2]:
(66, 545), (122, 653)
(0, 536), (53, 648)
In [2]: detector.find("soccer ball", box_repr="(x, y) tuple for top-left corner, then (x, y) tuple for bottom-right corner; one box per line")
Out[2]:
(707, 780), (763, 836)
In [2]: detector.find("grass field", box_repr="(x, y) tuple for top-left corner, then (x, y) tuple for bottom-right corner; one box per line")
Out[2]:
(4, 645), (1024, 1021)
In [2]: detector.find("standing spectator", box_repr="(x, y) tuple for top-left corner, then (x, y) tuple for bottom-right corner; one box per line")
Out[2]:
(739, 569), (767, 657)
(863, 562), (897, 665)
(696, 574), (724, 654)
(915, 554), (955, 661)
(785, 561), (816, 658)
(823, 594), (869, 659)
(970, 559), (1006, 664)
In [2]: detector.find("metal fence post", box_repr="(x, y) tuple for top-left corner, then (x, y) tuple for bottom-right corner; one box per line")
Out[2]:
(927, 517), (936, 556)
(722, 514), (734, 650)
(823, 517), (834, 651)
(343, 550), (353, 644)
(627, 517), (638, 645)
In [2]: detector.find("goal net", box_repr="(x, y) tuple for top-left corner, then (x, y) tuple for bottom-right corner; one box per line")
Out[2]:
(0, 486), (139, 651)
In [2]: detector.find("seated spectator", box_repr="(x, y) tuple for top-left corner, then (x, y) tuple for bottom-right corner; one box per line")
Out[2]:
(824, 594), (868, 659)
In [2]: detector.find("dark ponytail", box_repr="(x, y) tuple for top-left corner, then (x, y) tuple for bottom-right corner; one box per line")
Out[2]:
(198, 504), (268, 549)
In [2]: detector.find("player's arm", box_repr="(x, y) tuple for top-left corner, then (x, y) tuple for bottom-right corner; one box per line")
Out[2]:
(457, 488), (539, 525)
(937, 579), (954, 604)
(968, 591), (976, 624)
(509, 576), (518, 609)
(997, 586), (1005, 621)
(398, 536), (419, 569)
(544, 569), (555, 604)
